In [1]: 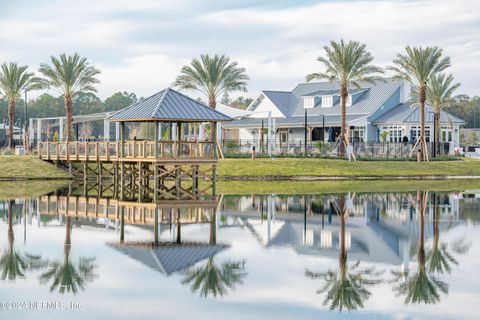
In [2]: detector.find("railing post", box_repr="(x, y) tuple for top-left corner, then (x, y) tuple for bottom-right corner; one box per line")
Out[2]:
(85, 142), (89, 161)
(75, 142), (79, 161)
(95, 142), (99, 161)
(46, 142), (50, 160)
(106, 142), (109, 161)
(120, 122), (125, 158)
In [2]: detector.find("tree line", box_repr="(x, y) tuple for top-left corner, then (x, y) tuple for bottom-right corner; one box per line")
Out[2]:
(0, 42), (472, 161)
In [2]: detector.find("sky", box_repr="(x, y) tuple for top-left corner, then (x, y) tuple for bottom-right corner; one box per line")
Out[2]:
(0, 0), (479, 100)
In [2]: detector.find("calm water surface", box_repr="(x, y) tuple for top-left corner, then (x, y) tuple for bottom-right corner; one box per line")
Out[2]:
(1, 184), (480, 320)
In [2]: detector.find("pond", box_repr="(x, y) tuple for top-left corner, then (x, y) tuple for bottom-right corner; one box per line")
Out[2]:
(0, 182), (479, 319)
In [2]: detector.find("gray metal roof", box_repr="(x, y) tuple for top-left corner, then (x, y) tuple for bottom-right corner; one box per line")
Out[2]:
(373, 102), (466, 125)
(263, 91), (295, 116)
(222, 114), (365, 129)
(107, 88), (232, 122)
(109, 243), (228, 276)
(249, 78), (403, 118)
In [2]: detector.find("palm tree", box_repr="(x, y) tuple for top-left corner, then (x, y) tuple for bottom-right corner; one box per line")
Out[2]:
(306, 194), (383, 311)
(174, 54), (249, 108)
(181, 257), (246, 298)
(388, 46), (450, 161)
(38, 53), (100, 141)
(40, 217), (96, 294)
(0, 63), (42, 147)
(426, 74), (460, 154)
(306, 40), (383, 157)
(391, 191), (448, 304)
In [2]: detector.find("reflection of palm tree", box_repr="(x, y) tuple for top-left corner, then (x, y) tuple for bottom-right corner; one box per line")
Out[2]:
(0, 201), (48, 280)
(391, 191), (448, 304)
(182, 257), (246, 298)
(40, 217), (97, 294)
(1, 201), (26, 280)
(426, 194), (470, 274)
(306, 194), (383, 311)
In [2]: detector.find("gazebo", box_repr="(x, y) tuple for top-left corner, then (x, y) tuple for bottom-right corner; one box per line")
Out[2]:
(38, 87), (232, 201)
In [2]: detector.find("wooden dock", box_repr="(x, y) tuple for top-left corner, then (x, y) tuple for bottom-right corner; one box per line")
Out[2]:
(38, 140), (218, 201)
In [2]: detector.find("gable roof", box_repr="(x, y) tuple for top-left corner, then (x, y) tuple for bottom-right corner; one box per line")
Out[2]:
(262, 91), (296, 117)
(107, 88), (232, 122)
(373, 102), (466, 125)
(247, 79), (403, 119)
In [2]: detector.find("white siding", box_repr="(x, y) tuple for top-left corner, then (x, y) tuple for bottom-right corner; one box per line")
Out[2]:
(250, 95), (286, 118)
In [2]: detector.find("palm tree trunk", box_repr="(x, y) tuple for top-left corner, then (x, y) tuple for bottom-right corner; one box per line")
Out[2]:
(7, 200), (14, 246)
(64, 216), (71, 257)
(64, 94), (73, 141)
(339, 84), (348, 157)
(418, 84), (427, 161)
(208, 94), (216, 109)
(338, 194), (347, 270)
(7, 99), (15, 148)
(435, 111), (441, 155)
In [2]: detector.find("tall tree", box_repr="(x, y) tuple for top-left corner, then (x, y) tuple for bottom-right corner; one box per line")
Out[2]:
(174, 54), (249, 108)
(388, 46), (450, 161)
(425, 74), (460, 149)
(0, 63), (42, 147)
(307, 40), (383, 157)
(39, 53), (100, 141)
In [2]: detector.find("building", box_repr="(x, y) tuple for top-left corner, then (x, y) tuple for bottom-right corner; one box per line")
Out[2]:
(222, 79), (465, 149)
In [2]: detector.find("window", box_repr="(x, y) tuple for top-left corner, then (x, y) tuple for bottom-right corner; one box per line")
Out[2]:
(322, 95), (333, 108)
(410, 126), (431, 142)
(350, 127), (364, 143)
(303, 97), (315, 109)
(441, 126), (452, 142)
(388, 126), (402, 142)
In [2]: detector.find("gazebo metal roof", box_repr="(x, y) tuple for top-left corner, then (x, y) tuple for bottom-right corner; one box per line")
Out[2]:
(107, 87), (232, 122)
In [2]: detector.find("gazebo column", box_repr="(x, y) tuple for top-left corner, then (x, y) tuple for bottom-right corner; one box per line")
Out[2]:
(115, 122), (120, 141)
(104, 117), (110, 141)
(212, 121), (217, 196)
(171, 123), (177, 140)
(153, 121), (159, 202)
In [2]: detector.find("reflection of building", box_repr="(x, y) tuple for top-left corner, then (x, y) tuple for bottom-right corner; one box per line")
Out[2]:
(221, 193), (461, 266)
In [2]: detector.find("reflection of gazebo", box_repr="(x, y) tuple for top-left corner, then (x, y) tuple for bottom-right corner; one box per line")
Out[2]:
(109, 243), (228, 275)
(38, 88), (232, 201)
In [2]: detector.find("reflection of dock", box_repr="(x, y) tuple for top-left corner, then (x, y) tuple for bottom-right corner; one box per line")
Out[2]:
(38, 195), (218, 226)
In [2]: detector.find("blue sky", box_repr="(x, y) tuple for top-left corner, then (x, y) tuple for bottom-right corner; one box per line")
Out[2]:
(1, 0), (479, 100)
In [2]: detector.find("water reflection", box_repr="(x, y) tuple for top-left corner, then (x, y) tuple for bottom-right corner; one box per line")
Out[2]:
(305, 194), (383, 311)
(182, 258), (247, 298)
(0, 183), (479, 318)
(39, 216), (97, 294)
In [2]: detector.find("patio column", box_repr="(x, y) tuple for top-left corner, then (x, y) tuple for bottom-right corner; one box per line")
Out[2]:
(59, 118), (64, 141)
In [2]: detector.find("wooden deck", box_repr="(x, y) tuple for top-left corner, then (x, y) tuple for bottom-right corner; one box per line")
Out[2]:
(38, 140), (217, 163)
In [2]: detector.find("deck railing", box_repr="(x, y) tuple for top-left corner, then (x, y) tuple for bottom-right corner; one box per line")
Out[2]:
(38, 140), (216, 162)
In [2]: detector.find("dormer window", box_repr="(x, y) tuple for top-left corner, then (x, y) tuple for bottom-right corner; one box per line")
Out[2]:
(322, 95), (333, 108)
(303, 96), (315, 109)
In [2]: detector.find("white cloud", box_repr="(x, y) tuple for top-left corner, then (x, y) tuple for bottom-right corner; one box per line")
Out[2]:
(1, 0), (479, 99)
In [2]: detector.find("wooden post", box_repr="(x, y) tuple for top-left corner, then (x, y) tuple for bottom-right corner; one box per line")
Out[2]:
(154, 121), (159, 158)
(120, 122), (125, 158)
(212, 122), (218, 159)
(177, 122), (182, 157)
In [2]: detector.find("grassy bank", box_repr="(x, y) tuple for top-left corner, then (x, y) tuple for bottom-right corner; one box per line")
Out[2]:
(216, 179), (480, 195)
(217, 158), (480, 178)
(0, 156), (70, 180)
(0, 180), (69, 200)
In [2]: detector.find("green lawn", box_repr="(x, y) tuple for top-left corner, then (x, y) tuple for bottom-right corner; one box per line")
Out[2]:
(216, 179), (480, 195)
(217, 158), (480, 177)
(0, 156), (70, 179)
(0, 180), (69, 200)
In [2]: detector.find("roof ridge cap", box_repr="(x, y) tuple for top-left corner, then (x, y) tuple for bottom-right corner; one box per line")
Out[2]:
(152, 87), (170, 118)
